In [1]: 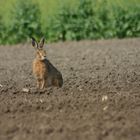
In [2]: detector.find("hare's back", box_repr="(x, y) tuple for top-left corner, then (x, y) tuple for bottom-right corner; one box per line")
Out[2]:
(45, 59), (60, 75)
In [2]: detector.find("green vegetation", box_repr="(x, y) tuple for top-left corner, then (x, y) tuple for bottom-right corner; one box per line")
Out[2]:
(0, 0), (140, 44)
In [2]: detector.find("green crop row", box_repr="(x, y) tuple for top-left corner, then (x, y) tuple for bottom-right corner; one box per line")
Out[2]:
(0, 0), (140, 44)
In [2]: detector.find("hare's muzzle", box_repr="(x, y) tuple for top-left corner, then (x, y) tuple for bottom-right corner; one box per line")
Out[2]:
(41, 55), (46, 60)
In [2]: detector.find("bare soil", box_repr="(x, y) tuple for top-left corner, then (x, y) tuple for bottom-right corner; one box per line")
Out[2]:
(0, 38), (140, 140)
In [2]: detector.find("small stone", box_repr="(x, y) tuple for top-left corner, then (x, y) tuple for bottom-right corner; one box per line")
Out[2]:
(102, 95), (108, 102)
(0, 84), (3, 88)
(103, 106), (108, 111)
(79, 88), (83, 91)
(78, 86), (83, 91)
(71, 92), (73, 94)
(22, 88), (30, 93)
(39, 99), (43, 103)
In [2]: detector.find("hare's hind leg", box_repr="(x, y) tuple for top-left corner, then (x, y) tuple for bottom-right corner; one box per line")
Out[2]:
(53, 79), (61, 88)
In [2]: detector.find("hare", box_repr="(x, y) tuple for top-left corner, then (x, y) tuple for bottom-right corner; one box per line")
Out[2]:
(31, 37), (63, 89)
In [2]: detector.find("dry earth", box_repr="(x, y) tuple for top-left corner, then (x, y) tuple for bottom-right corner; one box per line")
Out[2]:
(0, 38), (140, 140)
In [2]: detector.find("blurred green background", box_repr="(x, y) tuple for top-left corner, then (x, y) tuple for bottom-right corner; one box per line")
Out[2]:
(0, 0), (140, 44)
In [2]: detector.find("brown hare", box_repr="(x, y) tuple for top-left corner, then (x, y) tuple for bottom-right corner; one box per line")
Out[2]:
(31, 37), (63, 89)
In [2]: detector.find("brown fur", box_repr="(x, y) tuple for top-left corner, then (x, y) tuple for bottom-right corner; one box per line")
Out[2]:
(31, 37), (63, 89)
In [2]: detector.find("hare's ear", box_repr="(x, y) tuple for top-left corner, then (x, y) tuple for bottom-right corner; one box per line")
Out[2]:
(31, 37), (38, 49)
(39, 37), (45, 48)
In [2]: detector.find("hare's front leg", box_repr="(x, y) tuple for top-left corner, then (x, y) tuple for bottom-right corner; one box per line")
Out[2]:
(37, 79), (41, 89)
(40, 78), (45, 89)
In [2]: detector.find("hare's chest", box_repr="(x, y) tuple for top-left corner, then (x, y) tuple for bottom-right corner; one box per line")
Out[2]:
(33, 60), (48, 78)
